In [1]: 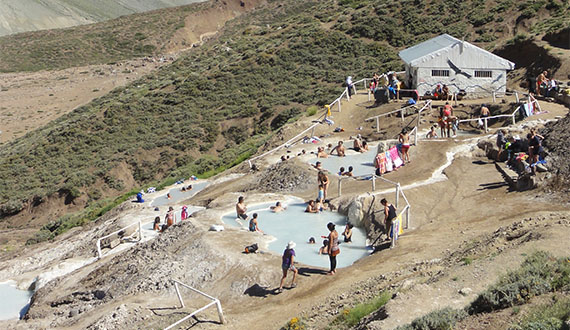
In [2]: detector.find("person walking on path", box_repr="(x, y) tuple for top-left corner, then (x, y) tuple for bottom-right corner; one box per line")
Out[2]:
(278, 241), (298, 293)
(399, 129), (411, 164)
(327, 222), (340, 275)
(381, 198), (397, 241)
(346, 76), (354, 100)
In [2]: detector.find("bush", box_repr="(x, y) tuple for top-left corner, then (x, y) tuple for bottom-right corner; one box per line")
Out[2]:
(329, 291), (391, 328)
(396, 308), (467, 330)
(511, 295), (570, 330)
(270, 108), (302, 130)
(468, 251), (570, 314)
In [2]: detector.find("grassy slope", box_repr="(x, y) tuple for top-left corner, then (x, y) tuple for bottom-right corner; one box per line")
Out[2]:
(0, 3), (206, 72)
(0, 0), (568, 233)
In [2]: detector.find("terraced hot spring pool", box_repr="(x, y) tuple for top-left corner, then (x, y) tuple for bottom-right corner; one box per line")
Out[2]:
(151, 181), (209, 207)
(0, 281), (33, 320)
(310, 150), (376, 177)
(222, 201), (371, 269)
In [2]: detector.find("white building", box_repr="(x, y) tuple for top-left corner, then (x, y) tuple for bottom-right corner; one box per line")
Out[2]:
(399, 34), (515, 98)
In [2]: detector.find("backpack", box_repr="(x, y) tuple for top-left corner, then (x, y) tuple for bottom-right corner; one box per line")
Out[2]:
(245, 243), (258, 254)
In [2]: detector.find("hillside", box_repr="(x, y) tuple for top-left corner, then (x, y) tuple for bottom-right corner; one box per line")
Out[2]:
(0, 0), (569, 243)
(0, 0), (205, 37)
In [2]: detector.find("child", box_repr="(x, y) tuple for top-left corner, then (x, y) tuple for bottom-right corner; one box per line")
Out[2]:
(319, 239), (329, 255)
(249, 213), (263, 233)
(317, 184), (324, 201)
(278, 241), (298, 293)
(181, 205), (188, 220)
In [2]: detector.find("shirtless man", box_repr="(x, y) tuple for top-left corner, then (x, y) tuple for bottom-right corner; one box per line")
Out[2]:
(236, 196), (248, 220)
(313, 161), (323, 170)
(480, 105), (490, 131)
(353, 135), (364, 152)
(270, 201), (285, 213)
(317, 147), (329, 158)
(330, 141), (346, 157)
(398, 129), (411, 163)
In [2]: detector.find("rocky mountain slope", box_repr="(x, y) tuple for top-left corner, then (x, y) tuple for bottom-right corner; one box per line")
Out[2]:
(0, 0), (205, 37)
(0, 0), (568, 245)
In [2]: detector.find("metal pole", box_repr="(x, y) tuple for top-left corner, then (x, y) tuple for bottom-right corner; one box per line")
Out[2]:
(400, 109), (404, 122)
(338, 180), (342, 197)
(215, 300), (226, 324)
(175, 283), (185, 308)
(512, 113), (516, 125)
(311, 126), (315, 138)
(139, 221), (143, 241)
(368, 90), (371, 101)
(372, 176), (376, 191)
(248, 160), (252, 168)
(515, 91), (519, 103)
(414, 128), (418, 145)
(454, 93), (458, 106)
(492, 91), (496, 103)
(406, 206), (410, 229)
(376, 117), (380, 133)
(97, 240), (102, 259)
(395, 183), (400, 209)
(484, 118), (488, 132)
(338, 99), (341, 113)
(345, 88), (349, 101)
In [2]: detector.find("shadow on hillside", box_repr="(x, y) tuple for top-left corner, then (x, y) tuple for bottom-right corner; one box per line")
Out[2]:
(244, 284), (279, 297)
(298, 267), (328, 277)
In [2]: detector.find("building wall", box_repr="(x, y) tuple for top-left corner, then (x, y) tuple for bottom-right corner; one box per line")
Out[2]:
(412, 66), (507, 98)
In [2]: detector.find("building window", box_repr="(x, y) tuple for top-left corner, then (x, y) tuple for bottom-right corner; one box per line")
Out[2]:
(475, 70), (492, 78)
(431, 70), (450, 77)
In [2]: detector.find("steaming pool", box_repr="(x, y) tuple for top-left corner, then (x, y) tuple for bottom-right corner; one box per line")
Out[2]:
(0, 281), (33, 320)
(222, 200), (371, 269)
(151, 181), (209, 207)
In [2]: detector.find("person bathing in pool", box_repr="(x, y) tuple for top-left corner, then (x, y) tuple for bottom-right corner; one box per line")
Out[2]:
(330, 141), (346, 157)
(342, 166), (354, 177)
(319, 239), (329, 255)
(249, 213), (263, 234)
(305, 200), (319, 213)
(270, 201), (285, 213)
(236, 196), (248, 220)
(315, 198), (327, 212)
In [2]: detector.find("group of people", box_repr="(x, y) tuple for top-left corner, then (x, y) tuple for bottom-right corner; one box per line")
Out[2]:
(435, 102), (459, 138)
(433, 84), (451, 100)
(317, 136), (370, 159)
(497, 128), (545, 175)
(153, 205), (191, 232)
(369, 72), (403, 101)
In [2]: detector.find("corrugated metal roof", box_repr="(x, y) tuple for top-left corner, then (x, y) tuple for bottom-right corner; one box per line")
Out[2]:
(399, 34), (515, 70)
(399, 34), (459, 64)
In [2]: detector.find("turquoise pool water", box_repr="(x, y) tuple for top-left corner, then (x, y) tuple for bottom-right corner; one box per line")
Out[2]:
(311, 150), (376, 177)
(222, 202), (371, 269)
(0, 282), (33, 320)
(151, 181), (209, 207)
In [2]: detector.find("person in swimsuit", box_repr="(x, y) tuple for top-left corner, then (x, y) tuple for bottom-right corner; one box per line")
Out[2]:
(165, 206), (175, 229)
(361, 140), (369, 152)
(305, 200), (318, 213)
(153, 216), (162, 232)
(319, 239), (329, 255)
(399, 129), (411, 164)
(318, 171), (330, 200)
(342, 166), (353, 177)
(236, 196), (248, 220)
(270, 201), (285, 213)
(353, 135), (363, 152)
(278, 241), (298, 293)
(381, 198), (396, 240)
(528, 129), (544, 173)
(327, 222), (340, 275)
(313, 161), (323, 171)
(426, 126), (438, 139)
(338, 167), (345, 176)
(317, 147), (329, 158)
(249, 213), (263, 233)
(315, 198), (327, 212)
(343, 223), (354, 243)
(443, 102), (453, 117)
(330, 141), (346, 157)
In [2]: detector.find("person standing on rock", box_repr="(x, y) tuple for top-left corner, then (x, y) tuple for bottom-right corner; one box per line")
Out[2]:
(381, 198), (397, 241)
(236, 196), (248, 220)
(278, 241), (298, 293)
(327, 222), (340, 275)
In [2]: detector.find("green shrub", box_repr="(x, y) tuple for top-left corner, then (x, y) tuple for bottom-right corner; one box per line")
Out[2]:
(305, 105), (318, 117)
(329, 291), (391, 328)
(468, 251), (570, 314)
(396, 307), (467, 330)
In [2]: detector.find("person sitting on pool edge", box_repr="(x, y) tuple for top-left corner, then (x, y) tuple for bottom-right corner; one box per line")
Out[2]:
(361, 140), (369, 152)
(249, 213), (263, 234)
(305, 200), (319, 213)
(330, 141), (346, 157)
(236, 196), (248, 220)
(353, 135), (363, 152)
(270, 201), (285, 213)
(342, 166), (354, 177)
(315, 198), (327, 212)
